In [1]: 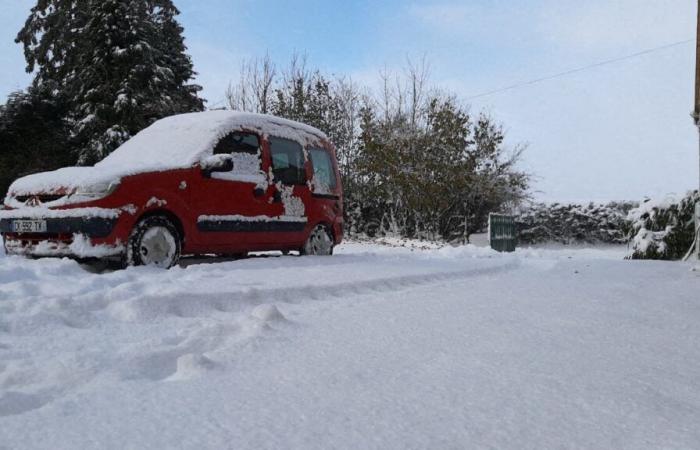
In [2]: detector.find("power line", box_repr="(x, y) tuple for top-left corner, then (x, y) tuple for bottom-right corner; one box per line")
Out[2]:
(465, 39), (694, 101)
(208, 98), (228, 109)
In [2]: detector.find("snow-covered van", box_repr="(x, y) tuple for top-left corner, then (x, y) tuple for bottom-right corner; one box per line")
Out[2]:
(0, 111), (343, 268)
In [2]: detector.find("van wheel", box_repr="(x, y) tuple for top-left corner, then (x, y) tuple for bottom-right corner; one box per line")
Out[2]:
(126, 216), (181, 268)
(300, 225), (334, 256)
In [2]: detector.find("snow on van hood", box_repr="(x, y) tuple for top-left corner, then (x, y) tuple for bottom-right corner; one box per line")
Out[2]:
(7, 166), (126, 197)
(7, 111), (328, 196)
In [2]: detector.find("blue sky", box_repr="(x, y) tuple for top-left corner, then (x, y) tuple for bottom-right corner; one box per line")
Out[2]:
(0, 0), (698, 202)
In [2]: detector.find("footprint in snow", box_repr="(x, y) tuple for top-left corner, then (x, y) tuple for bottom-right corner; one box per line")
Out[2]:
(165, 353), (218, 382)
(250, 304), (287, 324)
(0, 391), (51, 417)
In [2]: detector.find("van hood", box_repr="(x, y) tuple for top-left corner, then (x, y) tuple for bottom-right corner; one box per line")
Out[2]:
(7, 166), (127, 198)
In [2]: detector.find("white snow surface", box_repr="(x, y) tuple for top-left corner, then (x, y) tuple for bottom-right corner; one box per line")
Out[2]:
(7, 111), (327, 196)
(1, 240), (699, 449)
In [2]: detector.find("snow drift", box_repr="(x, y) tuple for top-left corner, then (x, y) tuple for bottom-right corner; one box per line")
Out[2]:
(1, 241), (700, 449)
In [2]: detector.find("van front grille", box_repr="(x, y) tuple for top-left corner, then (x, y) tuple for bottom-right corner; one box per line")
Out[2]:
(14, 194), (65, 204)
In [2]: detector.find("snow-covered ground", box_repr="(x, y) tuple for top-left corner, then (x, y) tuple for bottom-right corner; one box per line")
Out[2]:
(1, 241), (699, 449)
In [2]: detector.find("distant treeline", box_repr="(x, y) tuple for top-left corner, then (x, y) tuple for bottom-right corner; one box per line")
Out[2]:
(515, 193), (699, 261)
(226, 54), (530, 241)
(1, 1), (530, 243)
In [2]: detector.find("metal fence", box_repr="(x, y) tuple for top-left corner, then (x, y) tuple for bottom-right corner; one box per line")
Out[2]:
(489, 213), (517, 253)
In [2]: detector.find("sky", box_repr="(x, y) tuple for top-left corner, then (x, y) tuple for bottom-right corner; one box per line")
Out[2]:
(0, 0), (698, 203)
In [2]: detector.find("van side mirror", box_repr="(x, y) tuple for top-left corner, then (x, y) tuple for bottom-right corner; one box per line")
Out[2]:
(201, 155), (234, 178)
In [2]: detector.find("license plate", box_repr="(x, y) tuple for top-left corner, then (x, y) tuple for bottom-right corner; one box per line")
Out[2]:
(12, 219), (47, 233)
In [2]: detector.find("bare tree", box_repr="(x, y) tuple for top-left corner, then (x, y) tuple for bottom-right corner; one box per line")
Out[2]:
(226, 53), (276, 113)
(405, 56), (430, 131)
(221, 54), (530, 240)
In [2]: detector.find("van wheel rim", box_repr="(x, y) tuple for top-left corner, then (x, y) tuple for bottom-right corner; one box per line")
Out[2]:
(306, 227), (332, 255)
(139, 226), (177, 267)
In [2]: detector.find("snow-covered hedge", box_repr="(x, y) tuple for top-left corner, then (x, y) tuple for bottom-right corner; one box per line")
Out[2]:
(627, 191), (699, 260)
(516, 202), (636, 245)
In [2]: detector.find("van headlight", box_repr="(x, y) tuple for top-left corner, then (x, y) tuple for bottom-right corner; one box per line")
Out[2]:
(71, 181), (120, 200)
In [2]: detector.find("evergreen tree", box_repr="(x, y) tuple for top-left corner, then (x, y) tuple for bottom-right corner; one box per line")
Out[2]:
(0, 84), (73, 197)
(17, 0), (204, 164)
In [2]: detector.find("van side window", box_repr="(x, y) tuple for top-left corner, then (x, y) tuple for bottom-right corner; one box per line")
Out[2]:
(309, 148), (337, 191)
(269, 137), (305, 185)
(214, 132), (259, 155)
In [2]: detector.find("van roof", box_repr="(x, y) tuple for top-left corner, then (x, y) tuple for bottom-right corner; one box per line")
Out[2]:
(8, 111), (330, 196)
(97, 110), (329, 173)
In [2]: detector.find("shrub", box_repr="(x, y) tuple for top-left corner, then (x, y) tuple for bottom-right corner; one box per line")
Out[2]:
(627, 191), (699, 260)
(516, 202), (636, 245)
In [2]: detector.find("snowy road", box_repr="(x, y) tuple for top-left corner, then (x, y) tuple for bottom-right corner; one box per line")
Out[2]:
(0, 242), (699, 449)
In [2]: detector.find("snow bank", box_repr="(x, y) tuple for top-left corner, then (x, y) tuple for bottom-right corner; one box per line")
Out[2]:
(1, 243), (698, 449)
(68, 234), (124, 258)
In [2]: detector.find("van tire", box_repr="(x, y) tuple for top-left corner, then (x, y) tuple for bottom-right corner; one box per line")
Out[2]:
(126, 216), (181, 269)
(300, 225), (334, 256)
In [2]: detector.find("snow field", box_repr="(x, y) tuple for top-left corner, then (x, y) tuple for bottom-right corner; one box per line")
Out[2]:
(0, 241), (699, 449)
(0, 244), (515, 414)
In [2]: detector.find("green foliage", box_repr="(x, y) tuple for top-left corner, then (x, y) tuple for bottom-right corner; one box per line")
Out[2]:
(516, 202), (636, 245)
(228, 57), (531, 241)
(15, 0), (204, 164)
(353, 96), (530, 240)
(0, 86), (74, 198)
(627, 192), (699, 260)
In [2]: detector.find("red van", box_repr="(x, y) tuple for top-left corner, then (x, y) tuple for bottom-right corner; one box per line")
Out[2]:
(0, 111), (343, 268)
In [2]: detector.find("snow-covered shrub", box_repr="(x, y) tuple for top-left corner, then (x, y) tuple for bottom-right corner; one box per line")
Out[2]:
(516, 201), (636, 245)
(627, 191), (699, 260)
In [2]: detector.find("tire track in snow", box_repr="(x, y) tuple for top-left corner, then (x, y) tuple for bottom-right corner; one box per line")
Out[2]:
(0, 253), (521, 417)
(106, 258), (522, 323)
(103, 260), (522, 390)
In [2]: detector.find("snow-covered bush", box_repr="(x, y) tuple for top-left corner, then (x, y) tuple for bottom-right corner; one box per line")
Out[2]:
(627, 191), (699, 260)
(227, 57), (530, 242)
(516, 202), (636, 245)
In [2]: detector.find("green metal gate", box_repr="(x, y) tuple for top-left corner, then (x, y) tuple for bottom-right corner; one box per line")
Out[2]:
(489, 213), (517, 252)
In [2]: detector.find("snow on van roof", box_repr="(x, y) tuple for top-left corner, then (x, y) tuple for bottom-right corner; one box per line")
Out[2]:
(97, 110), (328, 172)
(7, 111), (328, 196)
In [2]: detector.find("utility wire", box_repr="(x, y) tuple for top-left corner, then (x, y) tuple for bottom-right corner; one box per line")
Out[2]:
(465, 39), (694, 101)
(208, 98), (228, 109)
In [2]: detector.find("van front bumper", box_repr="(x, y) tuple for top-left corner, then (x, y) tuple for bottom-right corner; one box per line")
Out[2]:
(0, 207), (124, 258)
(0, 216), (117, 237)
